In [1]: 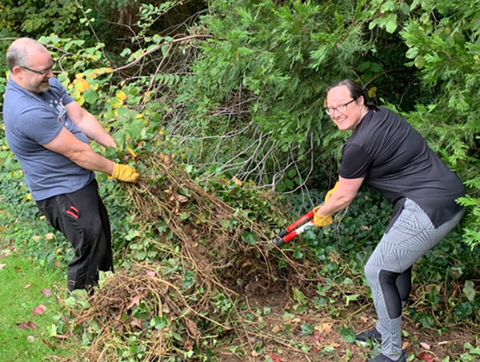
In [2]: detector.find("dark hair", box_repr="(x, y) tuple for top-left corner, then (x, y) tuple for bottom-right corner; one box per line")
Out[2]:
(325, 79), (373, 109)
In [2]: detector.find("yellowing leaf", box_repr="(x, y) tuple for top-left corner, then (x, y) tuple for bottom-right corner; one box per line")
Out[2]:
(142, 91), (153, 103)
(368, 86), (377, 98)
(32, 236), (41, 242)
(158, 153), (172, 166)
(315, 323), (333, 334)
(232, 177), (242, 186)
(94, 67), (113, 74)
(111, 99), (123, 109)
(127, 147), (137, 159)
(44, 233), (55, 240)
(135, 113), (144, 119)
(73, 78), (91, 92)
(271, 325), (282, 334)
(116, 91), (127, 101)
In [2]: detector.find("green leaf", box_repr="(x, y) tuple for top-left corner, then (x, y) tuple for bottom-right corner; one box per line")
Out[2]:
(83, 89), (98, 104)
(405, 47), (419, 59)
(293, 287), (307, 305)
(463, 280), (476, 302)
(134, 251), (146, 260)
(293, 247), (304, 259)
(339, 327), (356, 343)
(371, 62), (383, 73)
(400, 3), (410, 15)
(301, 323), (314, 336)
(125, 229), (141, 241)
(151, 316), (168, 329)
(358, 61), (371, 72)
(414, 55), (425, 69)
(386, 14), (398, 33)
(344, 294), (360, 306)
(242, 231), (256, 244)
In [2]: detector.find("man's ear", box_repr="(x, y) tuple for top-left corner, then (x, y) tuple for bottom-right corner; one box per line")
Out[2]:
(11, 65), (23, 77)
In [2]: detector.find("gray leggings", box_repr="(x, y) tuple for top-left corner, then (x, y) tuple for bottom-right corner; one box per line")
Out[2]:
(365, 198), (464, 356)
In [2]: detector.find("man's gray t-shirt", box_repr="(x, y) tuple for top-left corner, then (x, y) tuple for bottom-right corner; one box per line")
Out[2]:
(340, 107), (465, 228)
(3, 77), (94, 201)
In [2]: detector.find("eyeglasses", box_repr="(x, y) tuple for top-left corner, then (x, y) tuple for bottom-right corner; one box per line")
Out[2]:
(325, 98), (357, 116)
(20, 64), (54, 76)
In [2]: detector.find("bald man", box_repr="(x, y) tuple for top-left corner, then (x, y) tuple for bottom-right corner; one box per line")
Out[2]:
(3, 38), (138, 292)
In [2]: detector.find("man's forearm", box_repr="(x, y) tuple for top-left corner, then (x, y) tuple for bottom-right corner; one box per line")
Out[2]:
(68, 146), (115, 174)
(77, 113), (116, 148)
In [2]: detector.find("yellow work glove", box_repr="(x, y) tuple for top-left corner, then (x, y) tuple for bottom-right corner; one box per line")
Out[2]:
(312, 205), (333, 227)
(324, 182), (339, 202)
(108, 163), (139, 183)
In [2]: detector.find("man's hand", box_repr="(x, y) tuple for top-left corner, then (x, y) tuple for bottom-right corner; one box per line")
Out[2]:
(108, 164), (139, 183)
(312, 205), (332, 227)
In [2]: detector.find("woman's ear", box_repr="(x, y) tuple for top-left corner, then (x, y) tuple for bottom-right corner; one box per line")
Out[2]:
(358, 95), (366, 106)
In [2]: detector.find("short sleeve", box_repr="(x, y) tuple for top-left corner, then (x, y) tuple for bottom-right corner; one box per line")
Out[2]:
(19, 108), (63, 145)
(340, 143), (373, 179)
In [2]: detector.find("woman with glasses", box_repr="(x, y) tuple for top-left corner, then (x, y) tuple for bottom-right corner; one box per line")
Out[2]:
(313, 79), (465, 362)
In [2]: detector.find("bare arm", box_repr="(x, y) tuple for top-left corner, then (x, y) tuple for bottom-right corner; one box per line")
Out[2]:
(66, 101), (116, 148)
(43, 127), (115, 175)
(316, 176), (364, 216)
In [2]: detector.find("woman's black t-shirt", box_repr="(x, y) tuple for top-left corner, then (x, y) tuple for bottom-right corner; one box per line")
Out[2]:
(340, 107), (465, 227)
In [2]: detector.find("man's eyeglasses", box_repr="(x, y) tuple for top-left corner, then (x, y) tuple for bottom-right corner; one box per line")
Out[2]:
(325, 98), (357, 116)
(20, 65), (54, 76)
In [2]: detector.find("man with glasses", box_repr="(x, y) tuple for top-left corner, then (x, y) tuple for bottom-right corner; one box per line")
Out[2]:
(312, 79), (465, 362)
(3, 38), (139, 293)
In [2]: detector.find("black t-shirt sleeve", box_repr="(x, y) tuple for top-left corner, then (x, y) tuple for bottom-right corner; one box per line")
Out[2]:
(340, 143), (373, 179)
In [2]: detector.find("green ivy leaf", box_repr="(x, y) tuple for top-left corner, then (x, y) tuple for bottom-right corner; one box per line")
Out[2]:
(339, 327), (356, 343)
(301, 323), (314, 336)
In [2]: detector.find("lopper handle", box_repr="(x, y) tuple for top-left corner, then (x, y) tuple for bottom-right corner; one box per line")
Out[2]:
(273, 220), (315, 247)
(275, 210), (315, 239)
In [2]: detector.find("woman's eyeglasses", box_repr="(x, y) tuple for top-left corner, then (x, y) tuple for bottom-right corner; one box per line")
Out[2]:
(325, 98), (357, 116)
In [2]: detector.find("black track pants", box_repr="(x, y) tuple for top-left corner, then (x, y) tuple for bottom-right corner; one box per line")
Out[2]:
(36, 180), (113, 292)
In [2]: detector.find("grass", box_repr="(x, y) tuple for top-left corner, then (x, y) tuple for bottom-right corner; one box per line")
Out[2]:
(0, 243), (74, 362)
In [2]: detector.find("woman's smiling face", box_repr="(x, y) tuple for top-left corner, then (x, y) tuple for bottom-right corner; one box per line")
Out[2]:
(325, 85), (367, 131)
